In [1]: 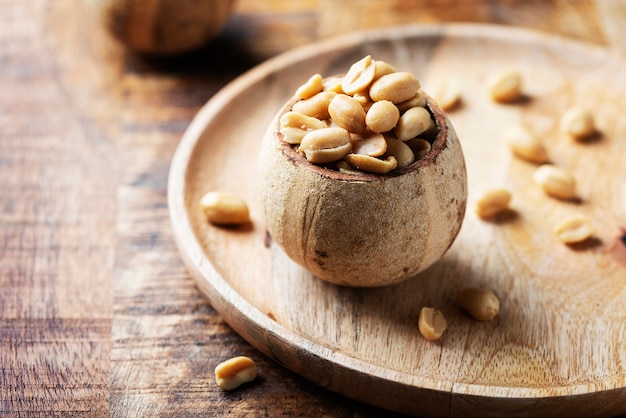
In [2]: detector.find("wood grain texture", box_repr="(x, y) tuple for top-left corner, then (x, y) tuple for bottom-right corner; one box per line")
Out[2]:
(169, 25), (626, 417)
(1, 0), (625, 417)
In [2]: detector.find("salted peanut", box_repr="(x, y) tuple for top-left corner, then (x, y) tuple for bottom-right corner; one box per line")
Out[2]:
(200, 191), (250, 226)
(373, 60), (397, 81)
(215, 356), (258, 391)
(505, 125), (548, 164)
(369, 72), (420, 104)
(560, 107), (596, 140)
(430, 79), (461, 111)
(554, 214), (595, 244)
(396, 89), (426, 113)
(456, 287), (500, 321)
(336, 160), (365, 175)
(279, 111), (327, 144)
(395, 106), (431, 141)
(342, 55), (377, 95)
(475, 188), (512, 219)
(344, 154), (398, 174)
(533, 164), (577, 199)
(292, 90), (337, 120)
(295, 73), (324, 99)
(487, 69), (523, 103)
(353, 92), (374, 112)
(323, 76), (344, 93)
(366, 100), (400, 133)
(384, 137), (415, 169)
(350, 131), (387, 156)
(328, 94), (367, 133)
(418, 307), (447, 341)
(405, 138), (431, 160)
(300, 127), (352, 163)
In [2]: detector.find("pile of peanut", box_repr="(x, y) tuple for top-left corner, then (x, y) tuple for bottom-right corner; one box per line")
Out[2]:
(279, 56), (438, 174)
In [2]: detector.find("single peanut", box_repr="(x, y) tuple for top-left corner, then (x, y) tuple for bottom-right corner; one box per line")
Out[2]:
(328, 94), (367, 133)
(279, 111), (327, 144)
(418, 307), (447, 341)
(336, 160), (365, 175)
(456, 287), (500, 321)
(344, 154), (398, 174)
(342, 55), (377, 95)
(384, 137), (415, 169)
(560, 107), (596, 141)
(554, 214), (595, 244)
(396, 89), (426, 113)
(533, 164), (577, 200)
(322, 76), (344, 93)
(299, 127), (352, 163)
(200, 191), (250, 226)
(366, 100), (400, 133)
(295, 73), (323, 99)
(350, 131), (387, 156)
(352, 91), (374, 112)
(487, 69), (523, 103)
(475, 189), (512, 219)
(405, 138), (432, 160)
(292, 90), (336, 120)
(373, 60), (397, 81)
(369, 72), (420, 104)
(430, 79), (461, 111)
(395, 106), (431, 141)
(215, 356), (258, 391)
(505, 125), (548, 164)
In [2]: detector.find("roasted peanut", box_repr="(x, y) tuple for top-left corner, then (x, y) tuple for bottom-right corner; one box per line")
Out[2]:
(342, 55), (377, 95)
(554, 214), (595, 244)
(200, 191), (250, 226)
(418, 307), (447, 341)
(322, 76), (344, 93)
(533, 164), (577, 199)
(487, 69), (523, 103)
(560, 107), (596, 141)
(352, 91), (374, 112)
(350, 131), (387, 156)
(292, 90), (336, 120)
(405, 138), (432, 160)
(384, 137), (415, 169)
(296, 73), (323, 99)
(373, 60), (397, 81)
(328, 94), (367, 133)
(475, 188), (512, 219)
(456, 287), (500, 321)
(336, 160), (365, 175)
(430, 79), (461, 111)
(215, 356), (258, 391)
(279, 111), (327, 144)
(344, 154), (397, 174)
(300, 127), (352, 163)
(396, 89), (426, 113)
(505, 125), (548, 164)
(395, 106), (431, 141)
(365, 100), (400, 133)
(369, 72), (420, 104)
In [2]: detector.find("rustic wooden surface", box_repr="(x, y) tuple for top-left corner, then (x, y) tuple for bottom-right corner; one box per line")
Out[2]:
(1, 0), (625, 417)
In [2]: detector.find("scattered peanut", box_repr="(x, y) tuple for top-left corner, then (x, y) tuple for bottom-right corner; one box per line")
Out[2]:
(475, 188), (512, 219)
(487, 69), (523, 103)
(344, 154), (398, 174)
(554, 214), (595, 244)
(328, 94), (367, 133)
(369, 72), (420, 104)
(365, 100), (400, 133)
(295, 73), (323, 99)
(299, 127), (352, 163)
(200, 191), (250, 226)
(215, 356), (258, 391)
(430, 79), (461, 111)
(342, 55), (377, 95)
(505, 125), (549, 164)
(533, 164), (577, 200)
(456, 287), (500, 321)
(418, 307), (447, 341)
(395, 106), (432, 141)
(561, 107), (596, 141)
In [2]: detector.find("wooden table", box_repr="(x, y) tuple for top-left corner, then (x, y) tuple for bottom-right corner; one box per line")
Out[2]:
(1, 1), (625, 416)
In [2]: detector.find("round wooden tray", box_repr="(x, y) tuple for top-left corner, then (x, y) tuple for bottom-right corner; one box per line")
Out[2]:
(168, 24), (626, 417)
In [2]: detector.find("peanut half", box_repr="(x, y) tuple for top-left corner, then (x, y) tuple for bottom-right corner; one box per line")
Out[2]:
(475, 188), (512, 219)
(456, 287), (500, 321)
(487, 69), (523, 103)
(505, 125), (548, 164)
(341, 55), (377, 95)
(554, 214), (595, 244)
(533, 164), (577, 200)
(560, 107), (596, 141)
(215, 356), (258, 391)
(299, 127), (352, 164)
(418, 307), (447, 341)
(200, 191), (250, 226)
